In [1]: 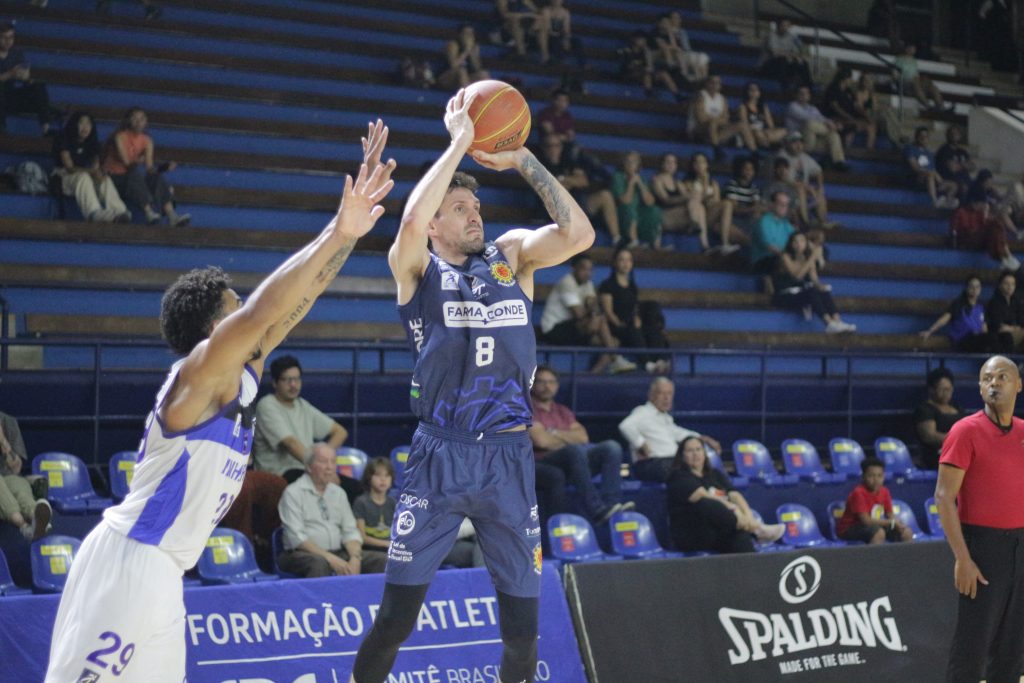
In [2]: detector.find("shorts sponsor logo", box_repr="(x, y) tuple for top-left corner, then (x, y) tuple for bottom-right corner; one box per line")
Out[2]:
(388, 541), (414, 563)
(396, 510), (416, 536)
(530, 505), (539, 522)
(526, 526), (541, 537)
(532, 543), (543, 575)
(489, 261), (516, 286)
(399, 493), (429, 510)
(442, 300), (529, 328)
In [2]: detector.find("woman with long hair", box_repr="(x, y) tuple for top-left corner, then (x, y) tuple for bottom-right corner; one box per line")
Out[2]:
(919, 275), (987, 352)
(772, 231), (856, 333)
(737, 81), (786, 151)
(53, 111), (130, 222)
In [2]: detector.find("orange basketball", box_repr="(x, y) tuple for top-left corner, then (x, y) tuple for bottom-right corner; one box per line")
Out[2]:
(464, 80), (532, 154)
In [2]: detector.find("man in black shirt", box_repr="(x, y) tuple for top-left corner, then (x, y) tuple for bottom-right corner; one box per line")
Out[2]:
(0, 22), (54, 135)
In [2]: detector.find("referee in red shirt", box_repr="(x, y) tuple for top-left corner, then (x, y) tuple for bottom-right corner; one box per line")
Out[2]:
(935, 355), (1024, 683)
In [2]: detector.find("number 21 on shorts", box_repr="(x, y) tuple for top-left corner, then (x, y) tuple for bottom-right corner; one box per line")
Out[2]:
(475, 336), (494, 366)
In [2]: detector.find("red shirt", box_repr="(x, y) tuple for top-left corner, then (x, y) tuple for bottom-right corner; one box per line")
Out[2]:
(835, 483), (893, 537)
(940, 410), (1024, 528)
(531, 400), (577, 459)
(536, 106), (575, 137)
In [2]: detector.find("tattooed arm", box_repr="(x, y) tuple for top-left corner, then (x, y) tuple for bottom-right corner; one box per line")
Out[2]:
(471, 146), (594, 295)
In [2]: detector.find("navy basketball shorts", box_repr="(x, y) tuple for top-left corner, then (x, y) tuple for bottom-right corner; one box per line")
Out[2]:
(386, 422), (542, 598)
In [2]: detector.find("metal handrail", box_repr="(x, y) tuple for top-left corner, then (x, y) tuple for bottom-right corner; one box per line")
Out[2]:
(0, 337), (991, 464)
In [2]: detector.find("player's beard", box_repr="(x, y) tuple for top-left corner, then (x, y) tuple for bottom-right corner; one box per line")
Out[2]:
(458, 233), (486, 255)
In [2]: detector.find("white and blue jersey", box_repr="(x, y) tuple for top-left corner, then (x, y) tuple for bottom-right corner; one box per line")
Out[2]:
(399, 243), (537, 434)
(103, 359), (257, 571)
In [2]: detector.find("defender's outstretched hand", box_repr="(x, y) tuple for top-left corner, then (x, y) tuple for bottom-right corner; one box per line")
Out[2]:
(362, 119), (393, 172)
(336, 161), (395, 240)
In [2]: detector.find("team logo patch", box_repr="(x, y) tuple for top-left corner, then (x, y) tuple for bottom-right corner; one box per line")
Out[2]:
(532, 543), (543, 575)
(76, 670), (101, 683)
(396, 510), (416, 536)
(489, 261), (516, 286)
(441, 270), (460, 291)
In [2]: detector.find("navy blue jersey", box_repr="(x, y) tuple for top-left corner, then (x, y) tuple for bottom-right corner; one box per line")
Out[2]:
(399, 243), (536, 433)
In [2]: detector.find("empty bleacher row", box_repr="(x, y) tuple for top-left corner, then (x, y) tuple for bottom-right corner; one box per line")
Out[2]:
(1, 0), (1019, 355)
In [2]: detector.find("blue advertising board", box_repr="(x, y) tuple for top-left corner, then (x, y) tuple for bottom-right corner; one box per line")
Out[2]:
(0, 565), (586, 683)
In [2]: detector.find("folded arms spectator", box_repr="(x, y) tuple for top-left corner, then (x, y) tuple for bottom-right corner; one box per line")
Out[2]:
(437, 25), (490, 90)
(611, 151), (662, 249)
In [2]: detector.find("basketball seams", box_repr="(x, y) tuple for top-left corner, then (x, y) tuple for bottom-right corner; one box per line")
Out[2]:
(474, 104), (530, 144)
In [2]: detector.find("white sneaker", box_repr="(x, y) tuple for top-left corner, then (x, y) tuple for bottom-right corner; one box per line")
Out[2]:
(825, 320), (856, 334)
(755, 523), (786, 543)
(720, 244), (741, 255)
(608, 355), (637, 374)
(1001, 254), (1021, 271)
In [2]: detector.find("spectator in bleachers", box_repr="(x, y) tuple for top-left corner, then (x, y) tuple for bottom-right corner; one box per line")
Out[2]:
(651, 152), (691, 235)
(539, 252), (637, 374)
(772, 231), (856, 334)
(529, 365), (632, 524)
(687, 75), (756, 162)
(0, 410), (50, 541)
(750, 190), (796, 293)
(682, 151), (724, 253)
(536, 89), (576, 151)
(438, 24), (490, 90)
(951, 187), (1020, 271)
(913, 367), (965, 469)
(738, 81), (787, 154)
(893, 42), (948, 112)
(253, 355), (351, 484)
(904, 126), (960, 209)
(667, 435), (785, 554)
(54, 111), (131, 223)
(835, 456), (912, 544)
(920, 275), (988, 352)
(353, 457), (483, 568)
(784, 87), (849, 172)
(719, 155), (760, 254)
(971, 170), (1022, 240)
(824, 67), (877, 151)
(102, 107), (190, 226)
(399, 57), (435, 89)
(598, 246), (646, 351)
(493, 0), (541, 60)
(1003, 174), (1024, 229)
(95, 0), (162, 20)
(619, 377), (722, 482)
(758, 19), (812, 93)
(537, 134), (621, 244)
(277, 444), (387, 578)
(936, 125), (975, 201)
(985, 270), (1024, 352)
(763, 156), (799, 219)
(854, 73), (903, 147)
(611, 151), (662, 249)
(618, 30), (681, 101)
(664, 10), (710, 85)
(0, 21), (56, 135)
(536, 0), (585, 68)
(775, 131), (836, 229)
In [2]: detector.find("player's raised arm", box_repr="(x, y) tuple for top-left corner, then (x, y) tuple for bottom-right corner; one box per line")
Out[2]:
(472, 145), (594, 278)
(389, 89), (475, 304)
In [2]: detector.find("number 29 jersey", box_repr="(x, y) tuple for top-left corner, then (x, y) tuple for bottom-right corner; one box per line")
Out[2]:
(103, 359), (257, 571)
(399, 243), (537, 434)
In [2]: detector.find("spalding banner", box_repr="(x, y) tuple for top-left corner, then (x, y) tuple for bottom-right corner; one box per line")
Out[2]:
(0, 565), (586, 683)
(568, 542), (958, 682)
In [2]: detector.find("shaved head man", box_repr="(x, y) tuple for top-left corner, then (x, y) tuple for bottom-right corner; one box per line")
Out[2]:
(935, 355), (1024, 682)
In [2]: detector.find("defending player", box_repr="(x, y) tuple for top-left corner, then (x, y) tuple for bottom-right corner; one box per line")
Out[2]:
(349, 90), (594, 683)
(44, 122), (395, 683)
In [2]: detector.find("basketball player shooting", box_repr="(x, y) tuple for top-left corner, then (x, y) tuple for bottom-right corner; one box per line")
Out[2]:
(43, 122), (395, 683)
(348, 89), (594, 683)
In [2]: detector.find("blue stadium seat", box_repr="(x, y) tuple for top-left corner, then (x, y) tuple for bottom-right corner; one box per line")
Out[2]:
(705, 445), (749, 489)
(776, 504), (841, 548)
(107, 450), (138, 501)
(924, 497), (945, 538)
(30, 535), (82, 593)
(547, 514), (623, 564)
(336, 447), (368, 481)
(827, 438), (866, 480)
(390, 445), (410, 489)
(781, 439), (847, 484)
(732, 440), (799, 487)
(197, 528), (278, 585)
(892, 498), (935, 541)
(0, 548), (30, 596)
(825, 500), (862, 544)
(749, 509), (790, 552)
(609, 511), (687, 560)
(270, 526), (297, 579)
(874, 437), (938, 482)
(32, 452), (113, 514)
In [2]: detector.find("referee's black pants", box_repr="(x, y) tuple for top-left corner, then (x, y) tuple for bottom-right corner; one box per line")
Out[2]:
(947, 524), (1024, 683)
